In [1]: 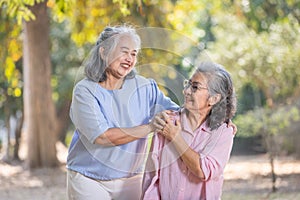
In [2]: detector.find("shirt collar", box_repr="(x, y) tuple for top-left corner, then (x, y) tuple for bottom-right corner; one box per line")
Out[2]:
(180, 109), (211, 135)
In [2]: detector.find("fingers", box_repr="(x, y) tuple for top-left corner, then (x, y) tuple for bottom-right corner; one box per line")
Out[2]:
(152, 115), (166, 130)
(232, 124), (237, 135)
(164, 110), (176, 116)
(151, 110), (177, 133)
(161, 111), (169, 121)
(157, 110), (175, 119)
(227, 119), (238, 135)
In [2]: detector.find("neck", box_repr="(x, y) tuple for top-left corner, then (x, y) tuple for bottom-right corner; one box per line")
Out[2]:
(100, 75), (124, 90)
(184, 108), (209, 131)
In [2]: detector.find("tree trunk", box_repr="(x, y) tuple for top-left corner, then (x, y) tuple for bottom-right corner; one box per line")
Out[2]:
(13, 111), (23, 160)
(23, 1), (58, 168)
(264, 132), (277, 193)
(270, 154), (277, 192)
(56, 100), (71, 145)
(2, 105), (11, 162)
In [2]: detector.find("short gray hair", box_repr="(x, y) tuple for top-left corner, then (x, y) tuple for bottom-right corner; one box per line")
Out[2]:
(84, 25), (141, 82)
(195, 62), (237, 130)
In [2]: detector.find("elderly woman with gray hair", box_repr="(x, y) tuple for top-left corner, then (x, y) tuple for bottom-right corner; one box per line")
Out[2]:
(66, 25), (179, 200)
(142, 62), (237, 200)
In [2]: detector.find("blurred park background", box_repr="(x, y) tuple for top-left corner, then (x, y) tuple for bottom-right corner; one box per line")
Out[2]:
(0, 0), (300, 199)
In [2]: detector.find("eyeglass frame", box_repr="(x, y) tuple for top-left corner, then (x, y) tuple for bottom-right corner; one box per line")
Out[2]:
(183, 79), (208, 93)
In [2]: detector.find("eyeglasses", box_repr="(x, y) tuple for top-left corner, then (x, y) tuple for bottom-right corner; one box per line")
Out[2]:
(183, 79), (208, 93)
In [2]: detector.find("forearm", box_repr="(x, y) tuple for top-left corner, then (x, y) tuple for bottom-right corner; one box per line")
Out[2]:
(94, 124), (153, 146)
(172, 135), (205, 179)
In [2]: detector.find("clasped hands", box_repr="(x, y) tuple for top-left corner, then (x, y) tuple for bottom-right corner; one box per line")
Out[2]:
(149, 110), (180, 140)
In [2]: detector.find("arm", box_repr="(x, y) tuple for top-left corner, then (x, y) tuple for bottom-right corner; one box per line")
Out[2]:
(162, 118), (205, 179)
(162, 119), (234, 180)
(172, 134), (205, 179)
(95, 124), (153, 146)
(95, 109), (175, 146)
(157, 111), (234, 182)
(71, 82), (155, 146)
(199, 126), (234, 181)
(95, 79), (177, 146)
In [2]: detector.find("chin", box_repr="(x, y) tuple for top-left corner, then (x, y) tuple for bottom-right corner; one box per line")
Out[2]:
(119, 70), (130, 76)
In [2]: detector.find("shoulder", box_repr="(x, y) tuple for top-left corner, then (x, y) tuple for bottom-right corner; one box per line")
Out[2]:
(134, 75), (155, 84)
(203, 122), (234, 138)
(131, 75), (158, 88)
(215, 123), (234, 138)
(75, 78), (97, 88)
(73, 78), (98, 94)
(75, 78), (96, 87)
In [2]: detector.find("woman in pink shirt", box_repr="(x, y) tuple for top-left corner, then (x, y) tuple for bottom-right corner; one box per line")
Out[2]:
(142, 62), (237, 200)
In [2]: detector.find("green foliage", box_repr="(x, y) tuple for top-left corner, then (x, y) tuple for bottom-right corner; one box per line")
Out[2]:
(208, 14), (300, 105)
(0, 0), (45, 24)
(0, 5), (23, 119)
(237, 83), (266, 114)
(233, 0), (300, 32)
(53, 0), (127, 46)
(165, 0), (221, 42)
(112, 0), (132, 16)
(48, 0), (72, 22)
(234, 106), (300, 137)
(50, 19), (86, 108)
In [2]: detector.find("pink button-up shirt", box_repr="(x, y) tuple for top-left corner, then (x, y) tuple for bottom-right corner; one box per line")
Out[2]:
(142, 111), (234, 200)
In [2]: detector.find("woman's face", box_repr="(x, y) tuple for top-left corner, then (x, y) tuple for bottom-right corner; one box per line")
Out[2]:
(183, 72), (211, 112)
(106, 34), (138, 79)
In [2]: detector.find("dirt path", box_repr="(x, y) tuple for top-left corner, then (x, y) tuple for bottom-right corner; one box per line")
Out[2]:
(0, 154), (300, 200)
(0, 162), (66, 200)
(223, 154), (300, 199)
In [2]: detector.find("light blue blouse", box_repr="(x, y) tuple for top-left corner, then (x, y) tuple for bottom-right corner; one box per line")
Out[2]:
(67, 75), (179, 180)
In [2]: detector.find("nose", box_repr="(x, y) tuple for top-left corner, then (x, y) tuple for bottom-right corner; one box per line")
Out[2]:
(183, 86), (192, 95)
(125, 53), (133, 63)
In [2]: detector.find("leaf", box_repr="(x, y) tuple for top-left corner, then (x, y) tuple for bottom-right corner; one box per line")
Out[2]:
(5, 57), (15, 82)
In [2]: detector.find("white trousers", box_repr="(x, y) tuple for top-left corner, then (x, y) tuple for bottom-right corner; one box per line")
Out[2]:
(67, 170), (143, 200)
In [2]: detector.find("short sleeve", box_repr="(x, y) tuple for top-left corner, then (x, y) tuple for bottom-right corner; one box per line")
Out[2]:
(199, 125), (234, 181)
(69, 83), (109, 143)
(148, 79), (179, 116)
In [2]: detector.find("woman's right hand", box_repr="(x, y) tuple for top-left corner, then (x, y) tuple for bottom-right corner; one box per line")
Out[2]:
(149, 110), (175, 133)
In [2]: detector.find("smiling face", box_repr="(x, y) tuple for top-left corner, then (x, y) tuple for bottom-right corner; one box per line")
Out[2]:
(105, 34), (139, 79)
(183, 72), (211, 113)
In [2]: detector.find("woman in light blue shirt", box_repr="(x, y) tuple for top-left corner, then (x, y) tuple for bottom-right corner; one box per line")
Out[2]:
(67, 25), (178, 200)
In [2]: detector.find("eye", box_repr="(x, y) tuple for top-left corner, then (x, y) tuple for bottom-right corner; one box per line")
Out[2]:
(191, 85), (198, 90)
(131, 52), (137, 57)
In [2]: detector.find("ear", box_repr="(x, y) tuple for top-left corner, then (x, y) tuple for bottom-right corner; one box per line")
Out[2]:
(99, 47), (105, 59)
(208, 94), (221, 106)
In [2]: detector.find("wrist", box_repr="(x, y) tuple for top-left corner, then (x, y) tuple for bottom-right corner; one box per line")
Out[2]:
(146, 123), (154, 133)
(172, 131), (184, 145)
